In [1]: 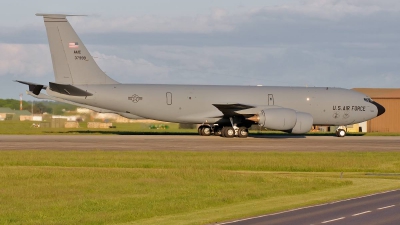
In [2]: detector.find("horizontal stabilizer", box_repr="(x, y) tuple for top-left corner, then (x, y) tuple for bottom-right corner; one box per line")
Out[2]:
(35, 13), (87, 18)
(27, 91), (144, 119)
(27, 91), (111, 113)
(49, 82), (93, 96)
(15, 80), (47, 95)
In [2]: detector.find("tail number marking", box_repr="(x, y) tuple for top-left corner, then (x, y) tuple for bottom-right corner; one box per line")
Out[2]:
(75, 56), (87, 61)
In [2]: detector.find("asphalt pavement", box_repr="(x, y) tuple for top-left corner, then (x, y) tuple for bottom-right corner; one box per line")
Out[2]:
(220, 190), (400, 225)
(1, 135), (400, 151)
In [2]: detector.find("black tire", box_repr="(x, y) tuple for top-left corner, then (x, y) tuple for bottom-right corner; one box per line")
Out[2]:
(336, 129), (346, 137)
(214, 126), (222, 136)
(201, 126), (211, 136)
(225, 127), (235, 138)
(221, 127), (227, 137)
(238, 127), (248, 138)
(198, 125), (205, 135)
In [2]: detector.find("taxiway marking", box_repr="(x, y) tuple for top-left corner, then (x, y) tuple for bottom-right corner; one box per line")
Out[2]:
(352, 211), (371, 216)
(377, 205), (395, 210)
(321, 217), (345, 223)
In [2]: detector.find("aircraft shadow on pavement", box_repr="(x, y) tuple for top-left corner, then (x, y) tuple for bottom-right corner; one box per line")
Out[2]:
(249, 134), (306, 139)
(250, 133), (365, 138)
(44, 131), (365, 138)
(45, 130), (305, 138)
(47, 130), (307, 138)
(45, 131), (305, 138)
(44, 131), (199, 135)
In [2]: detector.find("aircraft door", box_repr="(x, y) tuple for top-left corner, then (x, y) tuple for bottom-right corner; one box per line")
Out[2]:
(268, 94), (274, 105)
(166, 92), (172, 105)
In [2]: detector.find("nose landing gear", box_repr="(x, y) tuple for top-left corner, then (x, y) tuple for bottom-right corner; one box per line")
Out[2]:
(336, 126), (347, 137)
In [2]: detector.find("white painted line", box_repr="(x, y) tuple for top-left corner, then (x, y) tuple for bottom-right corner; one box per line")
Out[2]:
(321, 217), (345, 224)
(352, 211), (371, 216)
(217, 190), (399, 225)
(377, 205), (395, 210)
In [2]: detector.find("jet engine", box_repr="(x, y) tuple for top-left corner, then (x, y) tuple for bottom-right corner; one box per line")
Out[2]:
(247, 109), (313, 134)
(248, 108), (297, 130)
(287, 112), (313, 134)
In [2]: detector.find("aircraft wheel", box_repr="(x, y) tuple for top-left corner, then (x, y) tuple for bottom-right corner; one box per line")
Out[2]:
(201, 126), (211, 136)
(221, 127), (227, 137)
(198, 125), (205, 135)
(214, 126), (222, 136)
(238, 127), (249, 138)
(225, 127), (235, 138)
(336, 129), (346, 137)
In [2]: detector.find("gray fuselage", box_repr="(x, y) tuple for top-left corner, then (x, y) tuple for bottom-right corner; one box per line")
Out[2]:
(47, 84), (380, 126)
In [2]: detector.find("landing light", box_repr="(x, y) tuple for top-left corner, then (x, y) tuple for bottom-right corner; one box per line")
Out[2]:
(307, 98), (310, 101)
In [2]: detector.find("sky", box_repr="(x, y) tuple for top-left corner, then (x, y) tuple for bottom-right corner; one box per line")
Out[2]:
(1, 0), (400, 100)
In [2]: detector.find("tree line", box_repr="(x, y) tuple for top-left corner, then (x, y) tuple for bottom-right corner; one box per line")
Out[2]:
(0, 99), (77, 114)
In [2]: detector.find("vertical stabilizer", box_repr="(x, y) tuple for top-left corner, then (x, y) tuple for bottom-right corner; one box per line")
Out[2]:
(36, 13), (118, 85)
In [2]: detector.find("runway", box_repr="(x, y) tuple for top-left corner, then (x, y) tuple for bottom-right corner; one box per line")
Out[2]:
(221, 190), (400, 225)
(1, 135), (400, 151)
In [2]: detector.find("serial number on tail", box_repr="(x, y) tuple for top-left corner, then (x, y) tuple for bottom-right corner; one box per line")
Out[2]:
(75, 56), (87, 61)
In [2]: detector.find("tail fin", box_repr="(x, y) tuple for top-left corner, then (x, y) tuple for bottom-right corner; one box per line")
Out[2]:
(36, 14), (118, 85)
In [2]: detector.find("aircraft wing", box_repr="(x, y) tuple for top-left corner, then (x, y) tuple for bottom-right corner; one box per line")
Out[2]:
(213, 103), (279, 117)
(212, 103), (256, 116)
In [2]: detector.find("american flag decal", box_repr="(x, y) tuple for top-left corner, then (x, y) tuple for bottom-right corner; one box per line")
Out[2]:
(69, 42), (79, 48)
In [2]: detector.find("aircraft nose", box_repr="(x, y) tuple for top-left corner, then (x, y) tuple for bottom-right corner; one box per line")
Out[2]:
(372, 101), (385, 117)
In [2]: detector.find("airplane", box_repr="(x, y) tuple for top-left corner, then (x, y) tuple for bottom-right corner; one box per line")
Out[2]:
(17, 14), (385, 138)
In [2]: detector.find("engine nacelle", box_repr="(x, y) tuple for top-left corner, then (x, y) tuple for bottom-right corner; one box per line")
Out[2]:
(287, 112), (313, 134)
(252, 108), (297, 131)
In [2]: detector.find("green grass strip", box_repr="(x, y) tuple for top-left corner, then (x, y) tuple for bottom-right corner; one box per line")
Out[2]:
(0, 151), (399, 225)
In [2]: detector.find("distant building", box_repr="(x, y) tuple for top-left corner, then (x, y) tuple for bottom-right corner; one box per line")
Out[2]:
(52, 115), (81, 122)
(353, 88), (400, 132)
(75, 107), (140, 123)
(76, 108), (92, 114)
(20, 115), (43, 121)
(0, 107), (32, 121)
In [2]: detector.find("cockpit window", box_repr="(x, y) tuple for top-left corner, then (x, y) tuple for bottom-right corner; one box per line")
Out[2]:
(364, 98), (373, 103)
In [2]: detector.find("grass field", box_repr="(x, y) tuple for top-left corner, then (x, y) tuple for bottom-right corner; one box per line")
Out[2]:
(2, 120), (400, 136)
(0, 151), (399, 225)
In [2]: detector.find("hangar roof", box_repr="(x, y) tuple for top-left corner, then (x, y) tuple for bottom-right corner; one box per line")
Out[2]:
(353, 88), (400, 99)
(0, 107), (16, 113)
(0, 107), (31, 115)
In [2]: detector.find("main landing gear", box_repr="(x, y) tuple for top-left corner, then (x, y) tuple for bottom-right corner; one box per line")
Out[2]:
(198, 125), (249, 138)
(198, 117), (250, 138)
(335, 126), (347, 137)
(198, 125), (212, 136)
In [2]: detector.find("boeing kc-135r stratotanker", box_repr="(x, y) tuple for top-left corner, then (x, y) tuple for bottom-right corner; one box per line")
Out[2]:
(17, 14), (385, 138)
